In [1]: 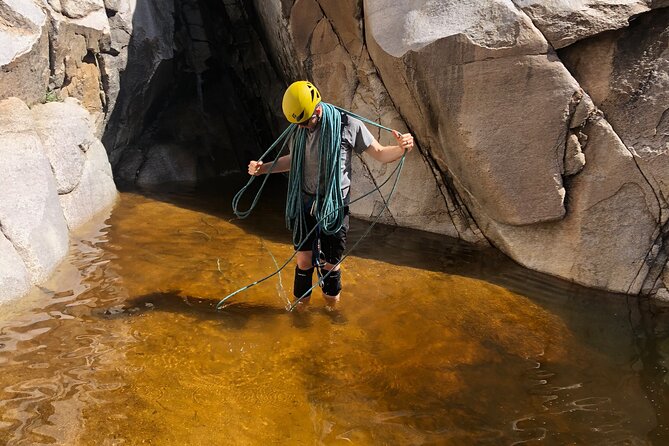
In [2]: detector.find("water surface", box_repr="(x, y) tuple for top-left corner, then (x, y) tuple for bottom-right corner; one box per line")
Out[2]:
(1, 178), (668, 445)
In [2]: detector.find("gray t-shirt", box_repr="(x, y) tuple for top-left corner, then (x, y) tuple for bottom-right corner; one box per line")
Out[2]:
(294, 115), (375, 200)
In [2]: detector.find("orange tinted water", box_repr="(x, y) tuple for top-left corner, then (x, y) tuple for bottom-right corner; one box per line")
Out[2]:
(0, 178), (668, 445)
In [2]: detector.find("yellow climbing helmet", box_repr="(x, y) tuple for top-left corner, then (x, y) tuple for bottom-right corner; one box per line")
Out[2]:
(282, 81), (321, 124)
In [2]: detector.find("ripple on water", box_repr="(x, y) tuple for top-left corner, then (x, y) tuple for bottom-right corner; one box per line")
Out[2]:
(0, 181), (665, 445)
(508, 353), (650, 445)
(0, 221), (135, 445)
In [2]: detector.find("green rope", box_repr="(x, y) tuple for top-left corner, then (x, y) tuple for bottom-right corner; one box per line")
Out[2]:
(288, 152), (405, 311)
(231, 124), (296, 219)
(332, 105), (394, 133)
(216, 156), (405, 309)
(286, 103), (345, 246)
(218, 104), (407, 310)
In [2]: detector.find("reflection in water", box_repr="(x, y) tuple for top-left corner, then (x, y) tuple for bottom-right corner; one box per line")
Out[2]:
(629, 297), (669, 444)
(0, 177), (667, 445)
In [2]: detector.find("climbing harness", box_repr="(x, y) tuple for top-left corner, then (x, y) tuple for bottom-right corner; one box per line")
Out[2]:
(216, 103), (406, 311)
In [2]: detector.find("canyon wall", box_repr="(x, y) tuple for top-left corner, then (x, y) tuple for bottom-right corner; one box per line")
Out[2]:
(252, 0), (669, 297)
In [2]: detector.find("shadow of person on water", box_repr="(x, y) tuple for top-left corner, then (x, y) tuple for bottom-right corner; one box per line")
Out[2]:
(94, 290), (347, 330)
(96, 290), (290, 330)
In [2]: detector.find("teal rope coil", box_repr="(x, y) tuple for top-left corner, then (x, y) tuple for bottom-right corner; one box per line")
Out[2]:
(286, 103), (345, 246)
(217, 104), (407, 310)
(216, 156), (405, 309)
(288, 152), (405, 311)
(231, 124), (297, 219)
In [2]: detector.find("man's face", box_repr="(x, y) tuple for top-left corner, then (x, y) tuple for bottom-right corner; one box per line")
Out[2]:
(298, 106), (321, 130)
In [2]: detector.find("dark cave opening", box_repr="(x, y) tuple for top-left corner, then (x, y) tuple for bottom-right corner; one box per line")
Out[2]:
(103, 0), (287, 187)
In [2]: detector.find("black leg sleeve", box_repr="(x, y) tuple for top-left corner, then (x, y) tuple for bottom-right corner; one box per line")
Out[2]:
(294, 266), (315, 298)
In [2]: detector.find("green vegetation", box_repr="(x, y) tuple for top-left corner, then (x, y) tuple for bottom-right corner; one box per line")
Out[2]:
(43, 89), (60, 103)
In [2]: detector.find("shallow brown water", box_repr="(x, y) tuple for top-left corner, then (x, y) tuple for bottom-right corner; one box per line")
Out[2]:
(1, 177), (668, 445)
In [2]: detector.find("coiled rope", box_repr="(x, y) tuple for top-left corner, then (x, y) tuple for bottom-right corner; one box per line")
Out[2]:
(286, 102), (347, 246)
(216, 103), (404, 310)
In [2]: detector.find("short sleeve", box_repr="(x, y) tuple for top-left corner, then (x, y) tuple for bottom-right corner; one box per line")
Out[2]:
(349, 117), (375, 154)
(287, 133), (294, 155)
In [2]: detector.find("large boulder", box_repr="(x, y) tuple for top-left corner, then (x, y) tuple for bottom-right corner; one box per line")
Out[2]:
(0, 97), (70, 284)
(365, 0), (568, 227)
(560, 8), (669, 295)
(32, 98), (117, 229)
(512, 0), (658, 49)
(0, 0), (50, 105)
(252, 0), (485, 242)
(364, 0), (664, 293)
(0, 232), (31, 303)
(0, 96), (117, 303)
(58, 138), (117, 229)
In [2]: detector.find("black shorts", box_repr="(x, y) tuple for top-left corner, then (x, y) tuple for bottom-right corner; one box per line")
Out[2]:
(294, 209), (349, 265)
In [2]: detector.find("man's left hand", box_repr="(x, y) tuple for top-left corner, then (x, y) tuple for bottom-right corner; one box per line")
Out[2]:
(392, 130), (414, 153)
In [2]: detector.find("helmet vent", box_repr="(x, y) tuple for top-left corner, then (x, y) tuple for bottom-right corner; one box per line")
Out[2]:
(296, 110), (305, 122)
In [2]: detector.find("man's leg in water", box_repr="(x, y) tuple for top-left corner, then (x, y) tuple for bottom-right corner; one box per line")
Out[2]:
(294, 250), (313, 310)
(321, 263), (341, 310)
(320, 214), (348, 311)
(293, 206), (318, 310)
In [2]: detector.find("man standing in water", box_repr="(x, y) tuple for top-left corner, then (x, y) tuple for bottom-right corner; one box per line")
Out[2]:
(248, 81), (414, 310)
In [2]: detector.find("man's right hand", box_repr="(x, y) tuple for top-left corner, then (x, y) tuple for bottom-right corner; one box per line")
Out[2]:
(248, 160), (263, 176)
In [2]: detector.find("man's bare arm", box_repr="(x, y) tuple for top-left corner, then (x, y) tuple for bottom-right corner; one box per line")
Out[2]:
(248, 154), (292, 175)
(365, 130), (414, 163)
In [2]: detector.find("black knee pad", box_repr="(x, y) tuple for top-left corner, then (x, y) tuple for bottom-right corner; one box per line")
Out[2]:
(294, 267), (314, 298)
(322, 270), (342, 297)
